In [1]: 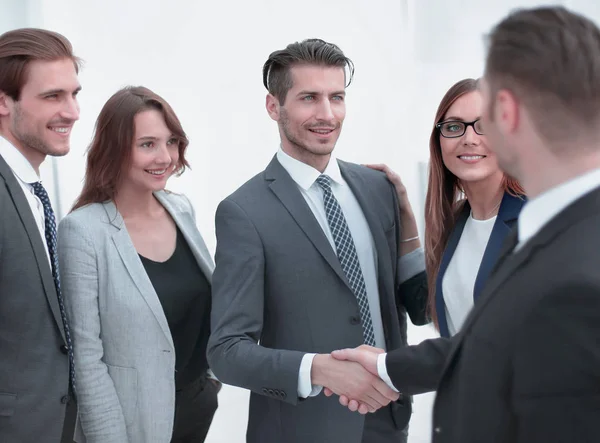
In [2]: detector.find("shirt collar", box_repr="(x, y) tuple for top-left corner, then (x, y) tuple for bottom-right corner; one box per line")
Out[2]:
(276, 146), (345, 191)
(518, 167), (600, 245)
(0, 135), (40, 184)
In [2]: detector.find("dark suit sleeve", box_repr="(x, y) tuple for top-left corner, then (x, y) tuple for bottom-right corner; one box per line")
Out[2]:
(385, 336), (452, 395)
(387, 180), (430, 326)
(397, 271), (429, 326)
(207, 198), (305, 405)
(511, 281), (600, 443)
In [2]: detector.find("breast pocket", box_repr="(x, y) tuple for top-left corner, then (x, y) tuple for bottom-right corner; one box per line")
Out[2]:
(106, 364), (138, 426)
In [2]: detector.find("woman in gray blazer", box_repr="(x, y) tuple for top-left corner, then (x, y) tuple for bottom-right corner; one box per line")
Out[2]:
(58, 86), (219, 443)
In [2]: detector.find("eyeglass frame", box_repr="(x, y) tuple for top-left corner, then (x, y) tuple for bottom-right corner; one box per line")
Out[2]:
(435, 119), (484, 138)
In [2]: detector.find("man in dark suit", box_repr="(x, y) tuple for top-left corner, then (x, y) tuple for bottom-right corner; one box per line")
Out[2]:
(0, 28), (81, 442)
(207, 39), (428, 443)
(331, 6), (600, 443)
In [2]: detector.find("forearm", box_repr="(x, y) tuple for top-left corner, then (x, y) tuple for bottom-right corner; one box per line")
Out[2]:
(385, 337), (452, 395)
(75, 362), (128, 442)
(206, 335), (305, 405)
(398, 208), (421, 256)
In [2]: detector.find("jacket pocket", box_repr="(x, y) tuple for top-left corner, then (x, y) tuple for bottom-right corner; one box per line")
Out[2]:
(106, 364), (138, 426)
(0, 392), (16, 417)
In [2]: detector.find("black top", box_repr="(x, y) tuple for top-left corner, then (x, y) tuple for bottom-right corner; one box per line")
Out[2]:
(139, 227), (211, 389)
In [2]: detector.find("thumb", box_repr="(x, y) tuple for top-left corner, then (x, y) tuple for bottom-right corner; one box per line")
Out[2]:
(357, 344), (384, 354)
(330, 348), (352, 361)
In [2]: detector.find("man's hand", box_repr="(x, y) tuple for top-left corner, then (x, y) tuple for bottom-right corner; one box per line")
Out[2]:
(312, 353), (398, 415)
(323, 345), (387, 413)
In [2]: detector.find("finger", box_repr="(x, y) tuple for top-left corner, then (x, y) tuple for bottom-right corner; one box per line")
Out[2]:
(339, 395), (350, 406)
(323, 387), (333, 397)
(331, 348), (360, 363)
(358, 403), (371, 415)
(364, 163), (389, 172)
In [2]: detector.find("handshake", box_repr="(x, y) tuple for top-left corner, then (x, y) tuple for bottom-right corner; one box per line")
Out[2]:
(312, 345), (398, 415)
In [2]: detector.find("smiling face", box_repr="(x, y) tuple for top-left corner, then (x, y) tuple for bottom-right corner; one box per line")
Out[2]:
(120, 109), (180, 194)
(0, 58), (81, 170)
(267, 64), (346, 166)
(439, 90), (503, 185)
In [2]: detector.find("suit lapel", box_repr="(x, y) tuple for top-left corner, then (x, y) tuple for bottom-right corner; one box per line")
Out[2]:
(266, 156), (353, 291)
(339, 162), (394, 298)
(155, 192), (214, 284)
(0, 154), (66, 342)
(104, 202), (175, 350)
(473, 193), (525, 300)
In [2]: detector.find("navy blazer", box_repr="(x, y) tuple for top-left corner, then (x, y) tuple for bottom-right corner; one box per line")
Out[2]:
(435, 192), (526, 337)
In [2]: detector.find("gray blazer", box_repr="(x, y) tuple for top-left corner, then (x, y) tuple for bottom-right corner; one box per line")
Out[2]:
(58, 191), (214, 443)
(0, 155), (71, 442)
(207, 157), (427, 443)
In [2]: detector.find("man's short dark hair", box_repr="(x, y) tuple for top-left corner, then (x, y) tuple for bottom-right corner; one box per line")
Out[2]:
(485, 6), (600, 145)
(262, 38), (354, 105)
(0, 28), (81, 101)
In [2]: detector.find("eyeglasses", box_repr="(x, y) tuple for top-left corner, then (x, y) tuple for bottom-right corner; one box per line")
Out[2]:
(436, 119), (484, 138)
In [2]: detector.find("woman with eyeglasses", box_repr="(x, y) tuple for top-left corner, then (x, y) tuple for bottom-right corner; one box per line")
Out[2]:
(371, 78), (525, 337)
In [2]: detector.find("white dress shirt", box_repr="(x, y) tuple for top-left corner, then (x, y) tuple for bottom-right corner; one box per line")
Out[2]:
(377, 167), (600, 392)
(517, 167), (600, 250)
(275, 148), (425, 398)
(0, 136), (50, 262)
(442, 214), (496, 336)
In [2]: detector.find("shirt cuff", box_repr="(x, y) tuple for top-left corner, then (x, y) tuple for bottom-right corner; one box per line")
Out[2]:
(397, 247), (425, 283)
(297, 353), (323, 398)
(377, 353), (399, 393)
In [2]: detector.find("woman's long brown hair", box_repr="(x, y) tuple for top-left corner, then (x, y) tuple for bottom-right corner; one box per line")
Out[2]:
(72, 86), (190, 212)
(424, 78), (523, 328)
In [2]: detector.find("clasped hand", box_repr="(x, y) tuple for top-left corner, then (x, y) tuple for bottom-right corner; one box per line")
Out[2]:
(313, 345), (396, 415)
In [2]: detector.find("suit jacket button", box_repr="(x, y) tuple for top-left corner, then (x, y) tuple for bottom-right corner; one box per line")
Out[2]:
(60, 345), (68, 355)
(262, 388), (268, 394)
(280, 391), (287, 399)
(350, 315), (361, 325)
(434, 426), (442, 434)
(267, 389), (275, 396)
(61, 395), (70, 404)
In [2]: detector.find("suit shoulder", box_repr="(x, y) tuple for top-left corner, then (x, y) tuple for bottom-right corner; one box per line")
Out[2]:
(60, 202), (111, 233)
(339, 160), (389, 183)
(222, 170), (268, 204)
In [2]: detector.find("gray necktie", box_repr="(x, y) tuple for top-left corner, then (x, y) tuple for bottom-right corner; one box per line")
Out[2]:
(316, 174), (376, 346)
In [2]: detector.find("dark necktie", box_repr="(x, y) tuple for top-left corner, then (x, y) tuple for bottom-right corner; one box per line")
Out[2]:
(31, 181), (76, 395)
(316, 174), (376, 346)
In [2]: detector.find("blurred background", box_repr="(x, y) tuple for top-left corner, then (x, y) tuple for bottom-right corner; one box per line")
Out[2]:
(3, 0), (598, 441)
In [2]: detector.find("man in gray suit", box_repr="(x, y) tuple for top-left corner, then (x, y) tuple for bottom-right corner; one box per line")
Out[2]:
(0, 29), (81, 442)
(208, 39), (428, 443)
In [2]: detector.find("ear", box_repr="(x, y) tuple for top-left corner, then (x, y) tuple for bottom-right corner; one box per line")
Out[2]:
(0, 91), (12, 117)
(495, 89), (519, 135)
(265, 93), (280, 121)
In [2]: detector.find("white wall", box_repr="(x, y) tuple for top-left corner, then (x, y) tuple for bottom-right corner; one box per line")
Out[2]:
(7, 1), (600, 441)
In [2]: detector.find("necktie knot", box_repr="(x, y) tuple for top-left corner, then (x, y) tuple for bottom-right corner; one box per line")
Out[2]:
(31, 181), (50, 202)
(316, 174), (332, 191)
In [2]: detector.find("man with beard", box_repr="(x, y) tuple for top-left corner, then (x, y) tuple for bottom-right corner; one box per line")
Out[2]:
(207, 38), (428, 443)
(0, 28), (81, 442)
(332, 6), (600, 443)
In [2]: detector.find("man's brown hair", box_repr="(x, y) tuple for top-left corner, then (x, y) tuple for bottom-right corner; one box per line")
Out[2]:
(0, 28), (81, 100)
(485, 6), (600, 145)
(262, 38), (354, 105)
